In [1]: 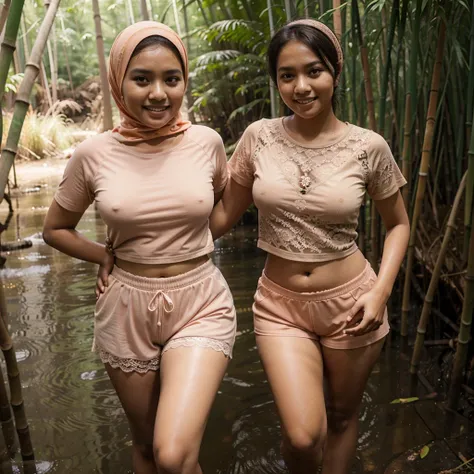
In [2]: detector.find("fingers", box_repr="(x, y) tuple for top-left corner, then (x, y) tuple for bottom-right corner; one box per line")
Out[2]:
(344, 313), (383, 336)
(346, 300), (363, 324)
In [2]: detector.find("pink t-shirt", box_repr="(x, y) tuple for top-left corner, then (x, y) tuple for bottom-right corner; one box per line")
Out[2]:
(55, 125), (228, 264)
(228, 118), (407, 262)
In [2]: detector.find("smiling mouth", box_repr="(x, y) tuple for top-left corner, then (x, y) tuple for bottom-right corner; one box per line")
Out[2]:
(144, 105), (170, 113)
(294, 97), (317, 104)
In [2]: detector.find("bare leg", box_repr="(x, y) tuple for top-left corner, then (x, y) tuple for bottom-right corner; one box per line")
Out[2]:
(256, 336), (326, 474)
(105, 364), (160, 474)
(153, 345), (229, 474)
(321, 338), (385, 474)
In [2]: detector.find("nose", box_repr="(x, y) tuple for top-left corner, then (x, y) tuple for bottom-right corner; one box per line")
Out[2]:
(294, 75), (311, 94)
(149, 81), (166, 101)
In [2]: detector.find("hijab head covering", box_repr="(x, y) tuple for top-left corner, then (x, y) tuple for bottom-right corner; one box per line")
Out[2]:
(287, 19), (344, 86)
(108, 21), (191, 142)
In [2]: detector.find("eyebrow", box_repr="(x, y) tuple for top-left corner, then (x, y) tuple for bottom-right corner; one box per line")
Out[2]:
(278, 60), (324, 72)
(129, 68), (183, 75)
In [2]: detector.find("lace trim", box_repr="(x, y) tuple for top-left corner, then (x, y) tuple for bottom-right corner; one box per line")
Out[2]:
(95, 345), (160, 373)
(260, 210), (356, 255)
(261, 120), (372, 193)
(369, 154), (396, 196)
(163, 337), (232, 359)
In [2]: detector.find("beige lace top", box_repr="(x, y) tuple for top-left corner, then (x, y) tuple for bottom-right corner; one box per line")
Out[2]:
(228, 118), (407, 262)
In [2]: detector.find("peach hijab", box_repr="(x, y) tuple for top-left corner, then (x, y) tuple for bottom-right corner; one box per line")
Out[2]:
(108, 21), (191, 142)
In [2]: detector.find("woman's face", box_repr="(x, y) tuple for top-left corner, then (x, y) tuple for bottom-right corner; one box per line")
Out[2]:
(122, 45), (185, 128)
(276, 40), (335, 120)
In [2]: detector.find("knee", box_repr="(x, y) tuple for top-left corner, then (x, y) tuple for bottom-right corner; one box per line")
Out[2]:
(282, 426), (326, 455)
(327, 408), (358, 434)
(154, 442), (197, 474)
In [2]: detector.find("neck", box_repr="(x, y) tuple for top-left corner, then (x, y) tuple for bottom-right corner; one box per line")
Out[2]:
(287, 107), (340, 140)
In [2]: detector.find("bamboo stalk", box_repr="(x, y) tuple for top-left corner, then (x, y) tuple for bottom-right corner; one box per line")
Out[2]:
(0, 0), (61, 201)
(140, 0), (150, 20)
(410, 171), (467, 374)
(0, 0), (25, 100)
(0, 0), (10, 37)
(333, 0), (341, 40)
(464, 0), (474, 261)
(0, 297), (34, 466)
(92, 0), (113, 131)
(447, 197), (474, 409)
(401, 19), (447, 337)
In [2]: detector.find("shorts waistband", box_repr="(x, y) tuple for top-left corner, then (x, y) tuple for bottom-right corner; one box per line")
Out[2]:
(111, 259), (216, 291)
(260, 260), (373, 301)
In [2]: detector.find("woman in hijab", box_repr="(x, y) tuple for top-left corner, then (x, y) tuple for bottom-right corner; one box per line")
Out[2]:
(43, 22), (236, 474)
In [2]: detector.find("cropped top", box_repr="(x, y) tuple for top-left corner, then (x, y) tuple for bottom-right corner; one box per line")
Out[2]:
(55, 125), (228, 264)
(228, 118), (407, 262)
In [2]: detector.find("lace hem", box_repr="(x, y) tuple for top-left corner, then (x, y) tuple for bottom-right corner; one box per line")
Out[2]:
(94, 345), (160, 373)
(163, 337), (232, 359)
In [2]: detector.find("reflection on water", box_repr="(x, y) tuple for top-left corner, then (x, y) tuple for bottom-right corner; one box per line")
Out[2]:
(0, 181), (460, 474)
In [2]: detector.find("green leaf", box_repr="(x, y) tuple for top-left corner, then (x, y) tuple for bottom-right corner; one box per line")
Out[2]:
(390, 397), (419, 404)
(420, 445), (430, 459)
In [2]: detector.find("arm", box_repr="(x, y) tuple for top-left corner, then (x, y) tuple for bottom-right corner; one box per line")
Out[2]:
(210, 177), (254, 240)
(345, 191), (409, 335)
(43, 199), (107, 265)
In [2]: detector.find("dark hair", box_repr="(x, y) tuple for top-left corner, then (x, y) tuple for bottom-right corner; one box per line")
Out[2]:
(267, 23), (341, 110)
(131, 35), (185, 75)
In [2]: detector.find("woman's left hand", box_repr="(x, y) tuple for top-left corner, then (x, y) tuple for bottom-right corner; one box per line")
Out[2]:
(344, 288), (388, 336)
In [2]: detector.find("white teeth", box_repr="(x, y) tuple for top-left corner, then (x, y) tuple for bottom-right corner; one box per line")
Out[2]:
(295, 98), (316, 104)
(147, 106), (167, 112)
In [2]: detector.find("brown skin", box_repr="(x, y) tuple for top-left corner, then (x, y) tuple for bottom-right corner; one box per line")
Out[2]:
(209, 40), (410, 474)
(44, 44), (227, 474)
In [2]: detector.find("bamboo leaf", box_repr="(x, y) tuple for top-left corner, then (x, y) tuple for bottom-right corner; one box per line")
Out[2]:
(390, 397), (419, 404)
(420, 445), (430, 459)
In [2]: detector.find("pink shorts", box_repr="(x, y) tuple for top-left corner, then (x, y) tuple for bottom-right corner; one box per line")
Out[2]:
(93, 260), (236, 373)
(253, 261), (389, 349)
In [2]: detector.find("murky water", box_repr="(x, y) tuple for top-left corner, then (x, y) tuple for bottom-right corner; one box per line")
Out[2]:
(0, 176), (471, 474)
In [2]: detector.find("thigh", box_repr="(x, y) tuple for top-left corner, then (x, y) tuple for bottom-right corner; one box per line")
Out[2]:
(256, 336), (326, 437)
(154, 346), (229, 447)
(105, 364), (160, 443)
(322, 338), (385, 414)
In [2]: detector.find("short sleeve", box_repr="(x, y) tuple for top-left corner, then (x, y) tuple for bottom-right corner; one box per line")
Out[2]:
(227, 122), (259, 188)
(212, 134), (228, 193)
(54, 144), (95, 213)
(367, 133), (407, 200)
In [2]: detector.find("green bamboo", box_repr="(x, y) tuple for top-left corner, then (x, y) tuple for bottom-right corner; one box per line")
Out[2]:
(410, 171), (467, 374)
(0, 0), (11, 36)
(378, 0), (398, 137)
(401, 0), (423, 206)
(0, 299), (35, 467)
(0, 0), (25, 100)
(0, 0), (61, 201)
(447, 200), (474, 409)
(401, 19), (447, 337)
(463, 0), (474, 261)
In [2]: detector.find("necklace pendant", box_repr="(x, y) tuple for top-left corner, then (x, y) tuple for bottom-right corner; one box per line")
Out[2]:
(300, 188), (307, 195)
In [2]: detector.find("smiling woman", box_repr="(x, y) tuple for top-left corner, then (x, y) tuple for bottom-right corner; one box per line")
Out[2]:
(122, 36), (186, 129)
(42, 21), (237, 474)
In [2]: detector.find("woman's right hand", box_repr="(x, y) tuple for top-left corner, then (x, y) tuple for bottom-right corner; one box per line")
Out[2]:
(95, 251), (115, 299)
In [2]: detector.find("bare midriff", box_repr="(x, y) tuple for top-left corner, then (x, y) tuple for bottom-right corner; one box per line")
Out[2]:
(264, 249), (367, 292)
(115, 254), (210, 278)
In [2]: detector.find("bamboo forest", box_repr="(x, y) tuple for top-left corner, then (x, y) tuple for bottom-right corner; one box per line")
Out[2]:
(0, 0), (474, 473)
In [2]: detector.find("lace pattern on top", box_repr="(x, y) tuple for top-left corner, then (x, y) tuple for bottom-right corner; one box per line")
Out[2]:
(262, 121), (372, 193)
(163, 336), (232, 358)
(260, 210), (356, 255)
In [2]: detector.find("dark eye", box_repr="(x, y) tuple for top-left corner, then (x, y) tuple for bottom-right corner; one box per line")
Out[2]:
(309, 68), (323, 76)
(134, 76), (148, 84)
(166, 76), (181, 85)
(280, 73), (293, 80)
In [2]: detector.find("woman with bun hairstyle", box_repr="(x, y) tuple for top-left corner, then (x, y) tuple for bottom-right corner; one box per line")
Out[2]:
(210, 19), (409, 473)
(44, 22), (236, 474)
